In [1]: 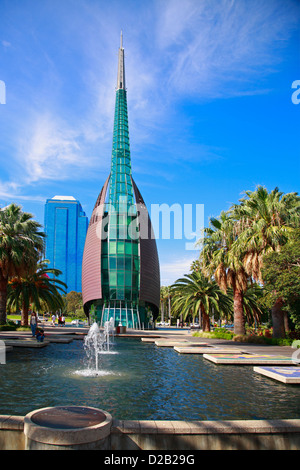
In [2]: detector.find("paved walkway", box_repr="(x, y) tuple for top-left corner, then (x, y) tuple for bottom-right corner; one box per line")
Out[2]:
(126, 328), (297, 358)
(0, 325), (297, 358)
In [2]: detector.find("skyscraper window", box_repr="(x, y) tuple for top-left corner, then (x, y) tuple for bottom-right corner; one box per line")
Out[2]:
(44, 196), (88, 293)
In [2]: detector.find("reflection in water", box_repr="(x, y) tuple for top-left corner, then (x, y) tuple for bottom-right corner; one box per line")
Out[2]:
(0, 337), (300, 420)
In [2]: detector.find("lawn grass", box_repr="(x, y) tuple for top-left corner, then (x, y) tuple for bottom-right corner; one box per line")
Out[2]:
(7, 314), (76, 324)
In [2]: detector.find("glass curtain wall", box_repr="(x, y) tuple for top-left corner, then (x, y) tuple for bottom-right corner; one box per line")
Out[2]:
(99, 88), (143, 328)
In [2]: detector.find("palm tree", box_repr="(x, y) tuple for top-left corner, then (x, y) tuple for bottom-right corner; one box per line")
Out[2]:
(0, 204), (45, 325)
(159, 286), (173, 325)
(164, 286), (172, 325)
(160, 286), (166, 323)
(230, 186), (300, 337)
(199, 211), (249, 335)
(171, 271), (233, 331)
(7, 260), (67, 326)
(240, 284), (267, 327)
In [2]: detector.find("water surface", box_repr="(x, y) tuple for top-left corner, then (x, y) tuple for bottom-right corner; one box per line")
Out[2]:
(1, 337), (299, 420)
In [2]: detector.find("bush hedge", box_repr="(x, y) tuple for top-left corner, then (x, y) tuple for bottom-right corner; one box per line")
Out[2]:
(0, 322), (17, 331)
(193, 328), (234, 340)
(193, 327), (294, 346)
(0, 321), (32, 331)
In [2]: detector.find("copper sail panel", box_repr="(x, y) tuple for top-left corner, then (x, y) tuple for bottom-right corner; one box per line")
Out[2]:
(82, 175), (110, 307)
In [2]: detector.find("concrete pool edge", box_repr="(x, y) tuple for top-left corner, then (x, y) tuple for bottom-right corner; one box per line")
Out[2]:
(1, 412), (300, 450)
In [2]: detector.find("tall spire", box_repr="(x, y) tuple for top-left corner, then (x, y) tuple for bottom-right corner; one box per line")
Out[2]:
(117, 30), (125, 90)
(109, 32), (132, 205)
(82, 32), (160, 328)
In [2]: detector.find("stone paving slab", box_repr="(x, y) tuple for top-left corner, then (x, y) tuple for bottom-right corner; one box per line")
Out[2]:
(254, 366), (300, 384)
(0, 415), (24, 430)
(138, 421), (158, 434)
(141, 335), (190, 343)
(0, 345), (13, 353)
(46, 336), (73, 344)
(2, 338), (49, 348)
(155, 340), (208, 348)
(203, 353), (295, 365)
(61, 334), (85, 340)
(174, 346), (244, 354)
(140, 337), (162, 342)
(111, 419), (300, 435)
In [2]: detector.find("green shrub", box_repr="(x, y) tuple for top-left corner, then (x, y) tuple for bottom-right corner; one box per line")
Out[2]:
(193, 331), (214, 338)
(194, 329), (295, 346)
(233, 334), (266, 344)
(263, 337), (293, 346)
(213, 328), (235, 340)
(289, 331), (300, 340)
(193, 329), (234, 340)
(0, 322), (17, 331)
(214, 327), (230, 333)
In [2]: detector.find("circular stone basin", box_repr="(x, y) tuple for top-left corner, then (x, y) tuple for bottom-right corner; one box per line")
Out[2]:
(24, 406), (112, 449)
(31, 406), (106, 429)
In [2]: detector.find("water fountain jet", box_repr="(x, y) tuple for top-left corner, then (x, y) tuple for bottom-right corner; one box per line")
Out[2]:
(103, 318), (115, 352)
(82, 320), (117, 376)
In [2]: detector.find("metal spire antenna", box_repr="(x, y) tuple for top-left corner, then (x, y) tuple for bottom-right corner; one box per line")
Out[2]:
(110, 30), (132, 206)
(117, 31), (125, 90)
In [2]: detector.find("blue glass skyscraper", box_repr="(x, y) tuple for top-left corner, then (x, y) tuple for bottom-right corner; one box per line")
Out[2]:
(44, 196), (89, 293)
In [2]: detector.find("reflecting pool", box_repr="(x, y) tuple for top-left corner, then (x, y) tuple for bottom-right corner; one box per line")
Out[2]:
(1, 337), (299, 420)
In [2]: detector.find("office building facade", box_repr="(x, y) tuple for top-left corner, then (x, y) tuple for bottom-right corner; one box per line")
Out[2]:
(44, 196), (88, 293)
(82, 34), (160, 328)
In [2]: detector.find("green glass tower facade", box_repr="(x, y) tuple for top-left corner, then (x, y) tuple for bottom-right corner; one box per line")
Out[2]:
(101, 83), (140, 324)
(82, 34), (160, 329)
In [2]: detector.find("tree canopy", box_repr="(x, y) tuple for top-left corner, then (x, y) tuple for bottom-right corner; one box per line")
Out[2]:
(262, 232), (300, 330)
(0, 204), (45, 324)
(7, 260), (67, 325)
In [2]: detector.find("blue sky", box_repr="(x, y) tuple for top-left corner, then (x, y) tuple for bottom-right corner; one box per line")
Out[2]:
(0, 0), (299, 286)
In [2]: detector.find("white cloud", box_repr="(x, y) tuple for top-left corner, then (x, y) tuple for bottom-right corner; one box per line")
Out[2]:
(15, 110), (112, 187)
(1, 0), (299, 203)
(160, 254), (195, 286)
(2, 40), (11, 48)
(0, 180), (44, 203)
(18, 114), (82, 183)
(155, 0), (300, 97)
